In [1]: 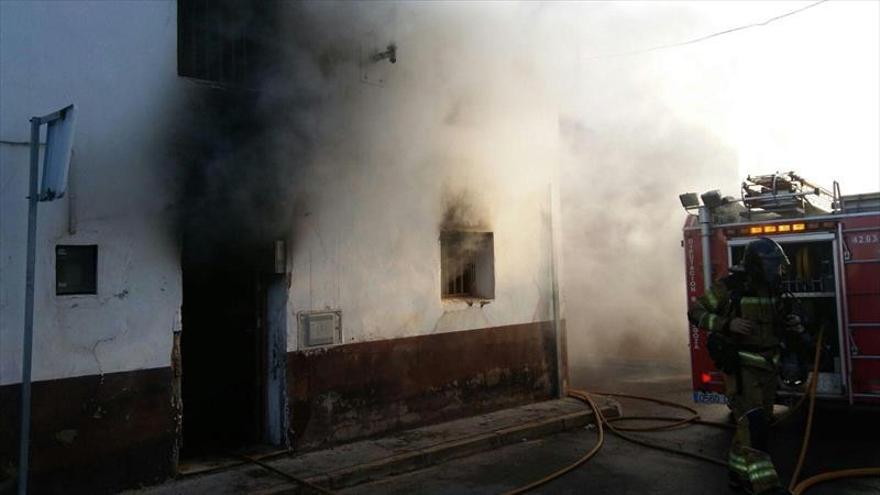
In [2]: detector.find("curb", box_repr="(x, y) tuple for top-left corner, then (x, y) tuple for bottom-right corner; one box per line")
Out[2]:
(285, 398), (621, 492)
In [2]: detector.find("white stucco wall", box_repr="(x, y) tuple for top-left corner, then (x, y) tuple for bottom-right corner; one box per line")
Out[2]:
(283, 3), (563, 349)
(0, 1), (183, 385)
(0, 1), (564, 376)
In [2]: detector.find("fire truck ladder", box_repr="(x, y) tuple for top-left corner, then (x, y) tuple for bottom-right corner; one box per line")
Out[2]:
(839, 223), (880, 402)
(741, 172), (838, 220)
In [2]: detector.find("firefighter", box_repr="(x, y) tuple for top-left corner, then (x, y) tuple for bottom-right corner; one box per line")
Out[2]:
(688, 237), (804, 494)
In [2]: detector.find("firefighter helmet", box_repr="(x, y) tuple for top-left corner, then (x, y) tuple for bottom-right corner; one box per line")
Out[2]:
(742, 237), (790, 286)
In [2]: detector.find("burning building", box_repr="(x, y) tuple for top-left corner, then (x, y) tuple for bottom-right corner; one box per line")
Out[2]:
(0, 2), (566, 492)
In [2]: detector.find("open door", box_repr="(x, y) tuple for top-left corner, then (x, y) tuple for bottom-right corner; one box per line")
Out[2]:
(729, 233), (846, 399)
(263, 272), (289, 446)
(180, 239), (288, 460)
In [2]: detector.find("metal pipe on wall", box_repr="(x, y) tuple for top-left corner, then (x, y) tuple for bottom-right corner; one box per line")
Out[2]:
(549, 183), (566, 398)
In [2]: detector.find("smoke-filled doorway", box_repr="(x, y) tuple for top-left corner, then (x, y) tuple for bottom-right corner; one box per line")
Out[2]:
(180, 241), (288, 460)
(174, 0), (291, 462)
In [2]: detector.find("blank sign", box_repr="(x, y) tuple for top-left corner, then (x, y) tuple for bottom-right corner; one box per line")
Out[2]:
(40, 104), (77, 201)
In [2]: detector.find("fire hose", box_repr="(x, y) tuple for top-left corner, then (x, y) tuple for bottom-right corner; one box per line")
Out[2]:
(786, 328), (880, 494)
(506, 326), (879, 495)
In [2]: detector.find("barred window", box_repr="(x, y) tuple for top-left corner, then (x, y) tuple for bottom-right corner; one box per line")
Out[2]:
(177, 0), (265, 84)
(440, 232), (494, 300)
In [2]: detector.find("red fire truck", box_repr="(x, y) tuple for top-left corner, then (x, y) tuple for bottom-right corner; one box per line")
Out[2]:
(681, 172), (880, 405)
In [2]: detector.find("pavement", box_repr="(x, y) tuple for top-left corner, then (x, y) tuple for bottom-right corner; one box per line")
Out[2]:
(127, 395), (621, 495)
(129, 358), (880, 494)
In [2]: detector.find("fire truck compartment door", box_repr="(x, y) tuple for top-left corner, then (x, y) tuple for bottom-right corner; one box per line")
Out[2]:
(841, 223), (880, 401)
(728, 233), (847, 399)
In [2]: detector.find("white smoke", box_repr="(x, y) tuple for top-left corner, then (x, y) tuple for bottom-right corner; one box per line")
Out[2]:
(254, 1), (875, 362)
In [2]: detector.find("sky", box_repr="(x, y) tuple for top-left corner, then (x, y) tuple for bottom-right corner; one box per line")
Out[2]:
(579, 0), (879, 195)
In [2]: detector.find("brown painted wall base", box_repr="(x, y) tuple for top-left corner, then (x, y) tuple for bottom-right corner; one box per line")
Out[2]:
(0, 322), (561, 492)
(287, 321), (560, 450)
(0, 367), (175, 494)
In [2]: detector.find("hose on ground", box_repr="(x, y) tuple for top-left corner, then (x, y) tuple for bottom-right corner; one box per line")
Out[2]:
(500, 391), (606, 495)
(575, 390), (728, 468)
(792, 468), (880, 495)
(788, 327), (824, 492)
(511, 326), (878, 494)
(238, 454), (335, 495)
(503, 388), (733, 495)
(785, 329), (880, 495)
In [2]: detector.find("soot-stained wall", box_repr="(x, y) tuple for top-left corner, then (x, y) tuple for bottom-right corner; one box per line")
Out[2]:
(277, 3), (563, 349)
(0, 2), (566, 490)
(278, 5), (565, 445)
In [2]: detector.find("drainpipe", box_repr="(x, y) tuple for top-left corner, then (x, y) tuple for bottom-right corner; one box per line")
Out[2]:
(698, 205), (713, 290)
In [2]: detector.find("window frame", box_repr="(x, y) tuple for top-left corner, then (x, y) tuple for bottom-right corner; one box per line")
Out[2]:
(440, 231), (495, 302)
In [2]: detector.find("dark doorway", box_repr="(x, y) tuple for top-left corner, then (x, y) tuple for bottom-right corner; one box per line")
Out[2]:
(180, 240), (288, 458)
(174, 0), (289, 459)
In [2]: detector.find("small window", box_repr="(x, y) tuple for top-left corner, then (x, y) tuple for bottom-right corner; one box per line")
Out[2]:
(441, 232), (494, 300)
(56, 245), (97, 295)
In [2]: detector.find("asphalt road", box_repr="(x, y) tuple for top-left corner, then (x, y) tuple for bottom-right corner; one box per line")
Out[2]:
(342, 359), (880, 495)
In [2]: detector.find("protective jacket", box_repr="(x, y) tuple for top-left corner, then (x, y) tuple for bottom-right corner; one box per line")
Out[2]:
(688, 270), (788, 372)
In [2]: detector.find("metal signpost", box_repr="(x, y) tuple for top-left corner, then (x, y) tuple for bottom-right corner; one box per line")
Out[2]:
(18, 104), (76, 495)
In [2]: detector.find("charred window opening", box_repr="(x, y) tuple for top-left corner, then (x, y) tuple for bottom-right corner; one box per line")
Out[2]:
(441, 232), (494, 300)
(177, 0), (270, 84)
(56, 245), (97, 295)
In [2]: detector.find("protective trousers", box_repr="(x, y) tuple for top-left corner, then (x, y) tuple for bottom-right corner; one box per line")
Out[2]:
(725, 364), (782, 494)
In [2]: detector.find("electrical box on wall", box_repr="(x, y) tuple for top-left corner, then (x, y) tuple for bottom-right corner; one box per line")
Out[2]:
(56, 245), (97, 295)
(298, 311), (342, 348)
